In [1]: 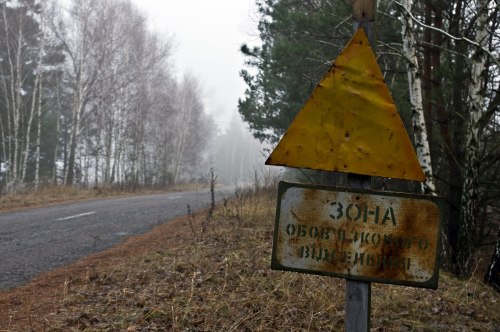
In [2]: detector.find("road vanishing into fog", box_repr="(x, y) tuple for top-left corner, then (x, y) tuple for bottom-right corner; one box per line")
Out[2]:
(0, 186), (234, 290)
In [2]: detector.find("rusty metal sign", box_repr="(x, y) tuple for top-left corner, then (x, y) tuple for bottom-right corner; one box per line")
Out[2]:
(265, 28), (426, 182)
(272, 182), (443, 289)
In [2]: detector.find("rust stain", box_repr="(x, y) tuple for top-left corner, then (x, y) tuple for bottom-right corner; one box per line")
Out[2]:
(273, 184), (441, 288)
(265, 28), (425, 182)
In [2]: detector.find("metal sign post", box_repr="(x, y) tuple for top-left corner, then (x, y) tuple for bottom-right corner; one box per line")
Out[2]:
(348, 2), (376, 330)
(345, 176), (372, 331)
(266, 0), (442, 331)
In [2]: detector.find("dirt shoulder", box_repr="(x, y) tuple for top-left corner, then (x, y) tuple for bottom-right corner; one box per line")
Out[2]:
(0, 208), (198, 330)
(1, 189), (499, 331)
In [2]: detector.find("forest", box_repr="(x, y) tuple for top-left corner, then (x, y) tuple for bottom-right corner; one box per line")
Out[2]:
(0, 0), (216, 192)
(238, 0), (499, 288)
(0, 0), (499, 328)
(1, 0), (499, 294)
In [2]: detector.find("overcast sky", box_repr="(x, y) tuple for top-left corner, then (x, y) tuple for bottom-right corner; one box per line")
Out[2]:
(130, 0), (259, 132)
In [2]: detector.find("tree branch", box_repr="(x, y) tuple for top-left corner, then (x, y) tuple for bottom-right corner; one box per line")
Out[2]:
(393, 0), (500, 68)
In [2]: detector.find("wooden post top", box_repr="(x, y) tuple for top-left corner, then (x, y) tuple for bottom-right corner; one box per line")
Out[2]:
(352, 0), (376, 21)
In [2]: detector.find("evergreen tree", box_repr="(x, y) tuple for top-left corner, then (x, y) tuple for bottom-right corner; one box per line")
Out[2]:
(238, 0), (352, 144)
(239, 0), (500, 283)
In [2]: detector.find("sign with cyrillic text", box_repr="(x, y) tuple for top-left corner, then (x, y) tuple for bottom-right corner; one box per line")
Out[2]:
(271, 182), (443, 289)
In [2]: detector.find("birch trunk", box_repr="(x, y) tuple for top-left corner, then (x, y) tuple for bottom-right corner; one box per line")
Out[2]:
(22, 5), (45, 185)
(65, 22), (88, 186)
(173, 79), (196, 185)
(484, 226), (500, 291)
(13, 16), (24, 188)
(0, 5), (31, 192)
(2, 7), (24, 190)
(20, 72), (37, 183)
(65, 93), (83, 186)
(400, 0), (436, 195)
(104, 115), (114, 183)
(456, 0), (489, 277)
(34, 69), (43, 189)
(35, 7), (46, 190)
(21, 36), (45, 184)
(52, 76), (63, 185)
(111, 107), (124, 184)
(173, 135), (185, 185)
(0, 109), (7, 187)
(0, 7), (11, 187)
(11, 15), (22, 188)
(53, 108), (59, 184)
(94, 116), (102, 186)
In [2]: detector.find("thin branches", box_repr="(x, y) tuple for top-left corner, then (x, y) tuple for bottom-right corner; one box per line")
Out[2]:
(393, 0), (500, 68)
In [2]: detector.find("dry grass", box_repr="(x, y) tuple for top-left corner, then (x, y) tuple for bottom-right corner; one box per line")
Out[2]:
(0, 183), (208, 212)
(0, 186), (96, 211)
(1, 186), (499, 331)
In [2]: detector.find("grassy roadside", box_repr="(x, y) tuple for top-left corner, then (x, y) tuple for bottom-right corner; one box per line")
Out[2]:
(1, 185), (499, 331)
(0, 184), (207, 212)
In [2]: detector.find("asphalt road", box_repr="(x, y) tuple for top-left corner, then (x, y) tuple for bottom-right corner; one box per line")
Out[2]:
(0, 186), (233, 290)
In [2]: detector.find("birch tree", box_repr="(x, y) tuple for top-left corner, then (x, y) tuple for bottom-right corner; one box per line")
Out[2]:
(485, 226), (500, 291)
(51, 0), (116, 185)
(172, 74), (200, 184)
(34, 19), (44, 189)
(456, 0), (491, 277)
(395, 0), (499, 276)
(23, 5), (46, 186)
(0, 0), (214, 191)
(0, 0), (45, 192)
(53, 0), (90, 185)
(399, 0), (437, 195)
(142, 69), (177, 187)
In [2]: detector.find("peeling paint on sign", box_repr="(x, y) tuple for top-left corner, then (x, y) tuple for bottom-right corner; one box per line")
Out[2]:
(265, 28), (426, 182)
(272, 182), (443, 289)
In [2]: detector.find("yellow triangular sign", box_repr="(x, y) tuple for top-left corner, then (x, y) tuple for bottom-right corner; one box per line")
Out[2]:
(266, 28), (426, 182)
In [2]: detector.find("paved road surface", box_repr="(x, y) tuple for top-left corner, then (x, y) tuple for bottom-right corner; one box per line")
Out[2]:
(0, 187), (233, 290)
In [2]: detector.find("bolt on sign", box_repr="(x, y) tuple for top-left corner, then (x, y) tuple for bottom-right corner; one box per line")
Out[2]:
(272, 182), (443, 289)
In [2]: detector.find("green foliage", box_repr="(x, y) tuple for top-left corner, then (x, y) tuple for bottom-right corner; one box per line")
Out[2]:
(238, 0), (500, 283)
(239, 0), (417, 144)
(239, 0), (353, 144)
